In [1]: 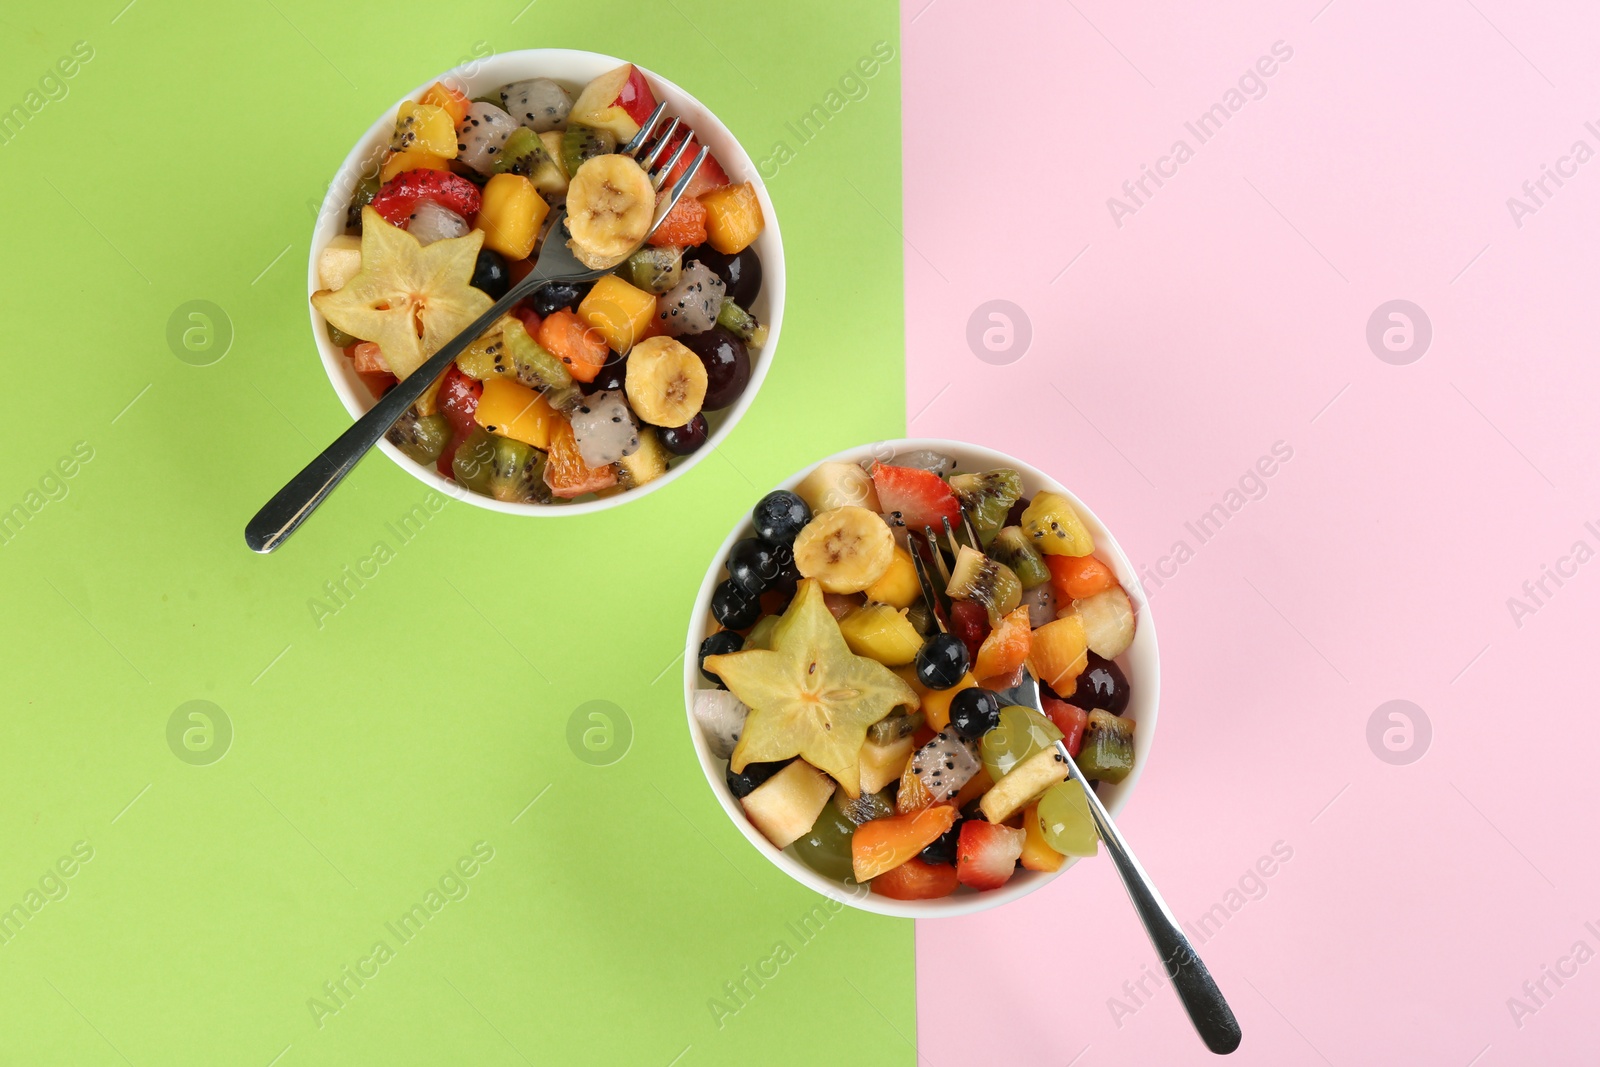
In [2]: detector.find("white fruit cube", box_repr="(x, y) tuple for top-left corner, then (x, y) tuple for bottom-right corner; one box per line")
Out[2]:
(1071, 587), (1135, 660)
(979, 746), (1071, 825)
(741, 761), (836, 849)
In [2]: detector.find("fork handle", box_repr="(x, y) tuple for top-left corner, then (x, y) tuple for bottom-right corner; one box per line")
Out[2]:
(1054, 741), (1243, 1055)
(243, 260), (574, 554)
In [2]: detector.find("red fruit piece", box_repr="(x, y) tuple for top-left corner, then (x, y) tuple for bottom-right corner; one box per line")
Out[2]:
(949, 600), (989, 664)
(435, 365), (482, 474)
(871, 462), (961, 530)
(369, 169), (482, 228)
(648, 193), (708, 247)
(661, 128), (732, 198)
(1041, 696), (1089, 757)
(615, 64), (658, 126)
(956, 820), (1026, 891)
(872, 857), (959, 900)
(349, 342), (390, 374)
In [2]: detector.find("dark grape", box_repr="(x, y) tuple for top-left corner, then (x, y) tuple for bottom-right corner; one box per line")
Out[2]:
(678, 326), (750, 410)
(528, 279), (592, 317)
(919, 821), (962, 866)
(727, 759), (787, 798)
(583, 353), (628, 394)
(915, 633), (970, 690)
(698, 630), (743, 684)
(659, 414), (708, 455)
(950, 687), (1002, 739)
(711, 579), (762, 630)
(687, 245), (762, 307)
(726, 537), (778, 595)
(1077, 653), (1130, 715)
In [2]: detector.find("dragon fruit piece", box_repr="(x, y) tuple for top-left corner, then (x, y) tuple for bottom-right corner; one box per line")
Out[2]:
(569, 389), (641, 467)
(500, 77), (572, 133)
(693, 690), (748, 759)
(657, 260), (726, 336)
(405, 200), (470, 245)
(910, 728), (982, 803)
(457, 101), (518, 175)
(860, 448), (955, 477)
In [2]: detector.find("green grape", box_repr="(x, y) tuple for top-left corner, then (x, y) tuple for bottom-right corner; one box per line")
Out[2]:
(1036, 781), (1097, 857)
(789, 804), (857, 883)
(979, 705), (1063, 781)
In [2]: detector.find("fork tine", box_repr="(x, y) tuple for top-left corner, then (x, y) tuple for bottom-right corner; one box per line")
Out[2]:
(640, 117), (683, 172)
(651, 131), (698, 190)
(958, 510), (982, 550)
(620, 102), (668, 156)
(907, 529), (947, 633)
(922, 524), (953, 588)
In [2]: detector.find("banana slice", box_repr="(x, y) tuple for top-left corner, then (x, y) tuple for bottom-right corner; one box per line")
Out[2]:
(566, 154), (655, 269)
(793, 506), (896, 593)
(625, 336), (707, 427)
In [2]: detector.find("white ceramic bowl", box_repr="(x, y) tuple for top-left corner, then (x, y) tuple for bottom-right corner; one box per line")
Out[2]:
(306, 49), (785, 514)
(683, 439), (1161, 917)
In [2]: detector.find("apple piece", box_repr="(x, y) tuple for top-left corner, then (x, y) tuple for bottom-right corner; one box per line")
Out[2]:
(741, 760), (836, 849)
(317, 234), (362, 291)
(978, 745), (1072, 826)
(1069, 587), (1136, 660)
(570, 64), (657, 142)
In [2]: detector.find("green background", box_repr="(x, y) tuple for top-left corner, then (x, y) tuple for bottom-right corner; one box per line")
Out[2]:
(0, 2), (909, 1063)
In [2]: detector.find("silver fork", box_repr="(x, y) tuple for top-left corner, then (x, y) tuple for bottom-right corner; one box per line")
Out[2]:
(908, 525), (1243, 1056)
(244, 103), (706, 553)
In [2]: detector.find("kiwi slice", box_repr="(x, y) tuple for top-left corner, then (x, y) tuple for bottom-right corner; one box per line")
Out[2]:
(502, 319), (574, 394)
(833, 788), (894, 826)
(326, 321), (358, 349)
(1077, 709), (1134, 783)
(494, 127), (566, 195)
(624, 246), (684, 294)
(991, 526), (1051, 590)
(716, 298), (762, 341)
(945, 545), (1022, 624)
(487, 435), (549, 503)
(905, 600), (937, 636)
(949, 468), (1023, 545)
(560, 123), (616, 179)
(386, 409), (451, 465)
(867, 709), (926, 745)
(451, 428), (497, 495)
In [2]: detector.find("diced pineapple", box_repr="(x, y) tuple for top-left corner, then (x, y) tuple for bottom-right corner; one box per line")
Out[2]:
(317, 234), (362, 291)
(858, 734), (914, 795)
(979, 745), (1071, 825)
(617, 427), (669, 488)
(741, 760), (836, 849)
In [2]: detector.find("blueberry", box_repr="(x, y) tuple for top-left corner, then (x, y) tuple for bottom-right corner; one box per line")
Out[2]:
(711, 579), (762, 631)
(752, 490), (811, 544)
(1077, 653), (1130, 715)
(470, 249), (509, 299)
(698, 629), (743, 684)
(915, 633), (970, 690)
(727, 759), (787, 799)
(949, 687), (1002, 739)
(726, 537), (781, 595)
(582, 353), (628, 394)
(919, 821), (962, 866)
(528, 279), (592, 318)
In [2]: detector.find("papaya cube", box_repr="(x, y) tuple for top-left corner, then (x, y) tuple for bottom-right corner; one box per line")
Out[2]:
(578, 275), (656, 353)
(472, 377), (558, 449)
(699, 182), (764, 254)
(475, 173), (548, 261)
(419, 81), (469, 125)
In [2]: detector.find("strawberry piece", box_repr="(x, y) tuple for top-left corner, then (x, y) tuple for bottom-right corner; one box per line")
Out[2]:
(369, 169), (482, 228)
(511, 306), (542, 335)
(434, 364), (482, 475)
(1041, 696), (1088, 757)
(949, 600), (989, 665)
(648, 193), (708, 248)
(975, 607), (1032, 681)
(871, 462), (961, 530)
(872, 857), (959, 900)
(956, 820), (1026, 891)
(357, 370), (397, 400)
(661, 129), (731, 198)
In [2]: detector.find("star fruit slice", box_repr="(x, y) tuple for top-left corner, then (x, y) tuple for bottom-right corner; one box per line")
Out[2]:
(311, 206), (493, 381)
(707, 579), (920, 797)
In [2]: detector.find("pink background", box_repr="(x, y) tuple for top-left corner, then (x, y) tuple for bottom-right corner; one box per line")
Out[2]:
(901, 0), (1600, 1063)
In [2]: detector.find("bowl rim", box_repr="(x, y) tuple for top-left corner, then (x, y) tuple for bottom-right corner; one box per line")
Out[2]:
(305, 47), (786, 515)
(682, 438), (1162, 918)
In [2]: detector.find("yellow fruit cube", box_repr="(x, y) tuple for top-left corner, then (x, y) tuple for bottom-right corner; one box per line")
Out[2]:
(393, 101), (457, 158)
(578, 275), (657, 353)
(473, 377), (559, 449)
(1019, 803), (1067, 872)
(864, 547), (919, 609)
(1030, 615), (1088, 695)
(381, 149), (449, 183)
(917, 671), (977, 733)
(475, 173), (548, 261)
(700, 182), (764, 254)
(838, 604), (922, 666)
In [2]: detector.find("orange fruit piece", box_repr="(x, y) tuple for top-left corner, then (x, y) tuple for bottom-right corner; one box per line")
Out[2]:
(895, 754), (935, 814)
(1047, 555), (1118, 601)
(543, 419), (618, 499)
(472, 377), (559, 450)
(871, 856), (959, 900)
(699, 182), (764, 254)
(648, 193), (708, 248)
(1030, 616), (1088, 696)
(419, 82), (469, 125)
(975, 606), (1032, 680)
(852, 804), (956, 882)
(538, 308), (610, 383)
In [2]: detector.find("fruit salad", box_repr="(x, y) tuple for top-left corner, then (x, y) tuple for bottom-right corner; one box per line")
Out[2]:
(692, 451), (1139, 900)
(312, 64), (770, 504)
